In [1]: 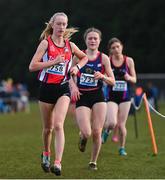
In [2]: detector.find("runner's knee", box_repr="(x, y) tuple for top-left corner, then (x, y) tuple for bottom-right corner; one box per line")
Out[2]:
(44, 127), (53, 135)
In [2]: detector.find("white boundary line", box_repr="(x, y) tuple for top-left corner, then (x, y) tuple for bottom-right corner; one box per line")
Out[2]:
(131, 94), (165, 118)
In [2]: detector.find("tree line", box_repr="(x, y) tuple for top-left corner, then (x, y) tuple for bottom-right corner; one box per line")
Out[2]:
(0, 0), (165, 96)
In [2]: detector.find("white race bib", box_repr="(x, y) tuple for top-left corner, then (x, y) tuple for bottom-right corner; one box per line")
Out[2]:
(112, 81), (127, 91)
(46, 63), (66, 75)
(80, 73), (98, 87)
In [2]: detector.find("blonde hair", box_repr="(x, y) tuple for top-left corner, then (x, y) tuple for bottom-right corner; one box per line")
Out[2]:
(83, 27), (102, 41)
(40, 12), (78, 40)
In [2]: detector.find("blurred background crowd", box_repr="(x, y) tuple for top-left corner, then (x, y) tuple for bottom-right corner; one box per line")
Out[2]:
(0, 78), (29, 113)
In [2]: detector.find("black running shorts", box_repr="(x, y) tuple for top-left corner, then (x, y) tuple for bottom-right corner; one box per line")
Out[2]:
(76, 88), (105, 109)
(38, 82), (70, 104)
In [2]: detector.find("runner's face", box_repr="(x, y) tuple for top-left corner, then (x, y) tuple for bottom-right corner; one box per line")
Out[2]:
(86, 32), (100, 50)
(110, 42), (123, 56)
(52, 15), (68, 37)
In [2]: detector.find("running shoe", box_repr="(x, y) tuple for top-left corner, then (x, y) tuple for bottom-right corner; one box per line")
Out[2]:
(78, 136), (87, 152)
(50, 163), (62, 176)
(119, 147), (127, 156)
(41, 153), (50, 172)
(88, 162), (98, 170)
(101, 129), (109, 144)
(111, 135), (119, 143)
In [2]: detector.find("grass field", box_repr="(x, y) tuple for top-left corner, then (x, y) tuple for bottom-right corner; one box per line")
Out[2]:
(0, 102), (165, 179)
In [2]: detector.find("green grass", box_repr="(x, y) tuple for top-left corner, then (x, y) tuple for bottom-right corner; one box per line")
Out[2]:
(0, 102), (165, 179)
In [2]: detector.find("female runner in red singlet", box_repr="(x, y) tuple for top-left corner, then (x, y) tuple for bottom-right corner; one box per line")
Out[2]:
(29, 12), (88, 176)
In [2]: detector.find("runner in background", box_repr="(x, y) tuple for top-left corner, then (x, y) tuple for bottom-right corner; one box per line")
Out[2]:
(102, 37), (136, 156)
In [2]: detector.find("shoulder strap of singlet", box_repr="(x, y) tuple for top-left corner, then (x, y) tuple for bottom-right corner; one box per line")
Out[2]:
(99, 51), (102, 60)
(99, 52), (103, 64)
(65, 39), (72, 51)
(123, 55), (130, 73)
(100, 52), (105, 73)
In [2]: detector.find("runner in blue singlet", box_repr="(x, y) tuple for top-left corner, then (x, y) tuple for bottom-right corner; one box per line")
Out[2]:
(102, 37), (137, 156)
(71, 28), (115, 170)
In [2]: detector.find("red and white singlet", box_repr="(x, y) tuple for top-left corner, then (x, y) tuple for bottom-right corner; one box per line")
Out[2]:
(38, 36), (73, 84)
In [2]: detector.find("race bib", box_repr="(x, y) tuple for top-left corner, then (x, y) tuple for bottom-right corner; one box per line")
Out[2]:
(112, 81), (127, 91)
(46, 63), (66, 75)
(80, 73), (98, 87)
